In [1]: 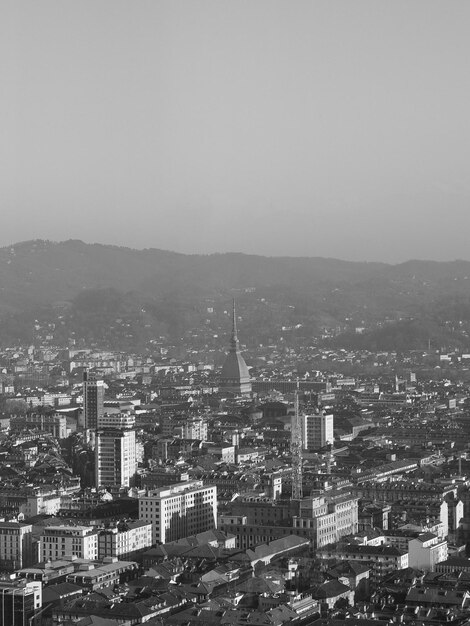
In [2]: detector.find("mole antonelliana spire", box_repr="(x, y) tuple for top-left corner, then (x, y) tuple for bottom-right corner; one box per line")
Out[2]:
(219, 299), (252, 396)
(230, 299), (239, 349)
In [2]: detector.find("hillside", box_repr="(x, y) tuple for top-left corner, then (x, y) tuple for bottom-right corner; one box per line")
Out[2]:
(1, 239), (470, 350)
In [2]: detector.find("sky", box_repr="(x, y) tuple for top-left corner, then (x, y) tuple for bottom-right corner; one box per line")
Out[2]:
(2, 1), (470, 263)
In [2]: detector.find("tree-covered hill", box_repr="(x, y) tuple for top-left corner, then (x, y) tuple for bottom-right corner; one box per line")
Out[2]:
(1, 239), (470, 350)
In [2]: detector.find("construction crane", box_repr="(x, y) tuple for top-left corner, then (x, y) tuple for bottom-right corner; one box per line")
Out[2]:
(291, 381), (303, 500)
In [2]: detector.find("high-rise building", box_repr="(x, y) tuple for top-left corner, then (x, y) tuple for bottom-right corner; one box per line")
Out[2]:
(95, 428), (137, 489)
(219, 301), (251, 396)
(83, 370), (104, 430)
(301, 412), (334, 450)
(0, 580), (42, 626)
(139, 480), (217, 544)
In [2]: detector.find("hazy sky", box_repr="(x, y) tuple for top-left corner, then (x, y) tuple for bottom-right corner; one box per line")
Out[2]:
(2, 1), (470, 262)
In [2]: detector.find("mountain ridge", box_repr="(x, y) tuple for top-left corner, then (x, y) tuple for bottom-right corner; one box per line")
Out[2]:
(2, 239), (470, 350)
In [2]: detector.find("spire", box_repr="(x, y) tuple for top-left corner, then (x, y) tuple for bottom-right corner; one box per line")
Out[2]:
(230, 299), (239, 351)
(220, 298), (252, 396)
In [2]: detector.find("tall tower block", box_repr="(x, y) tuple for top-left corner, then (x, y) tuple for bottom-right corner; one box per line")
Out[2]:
(95, 428), (136, 489)
(83, 370), (104, 430)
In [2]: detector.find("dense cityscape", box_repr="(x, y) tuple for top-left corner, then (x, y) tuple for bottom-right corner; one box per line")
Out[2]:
(2, 298), (470, 626)
(4, 0), (469, 623)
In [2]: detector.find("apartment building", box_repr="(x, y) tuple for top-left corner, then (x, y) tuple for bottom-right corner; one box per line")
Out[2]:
(319, 544), (409, 583)
(83, 370), (105, 430)
(0, 580), (42, 626)
(98, 521), (153, 560)
(95, 428), (136, 489)
(0, 522), (33, 571)
(293, 492), (359, 548)
(14, 413), (67, 439)
(139, 480), (217, 544)
(408, 532), (448, 571)
(181, 418), (208, 441)
(41, 525), (99, 561)
(301, 412), (334, 450)
(65, 558), (139, 592)
(97, 411), (135, 429)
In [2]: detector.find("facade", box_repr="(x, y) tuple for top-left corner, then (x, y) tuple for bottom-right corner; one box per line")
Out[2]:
(355, 481), (456, 503)
(218, 517), (299, 550)
(408, 533), (448, 571)
(436, 557), (470, 573)
(83, 370), (105, 430)
(167, 416), (209, 441)
(293, 492), (359, 548)
(65, 558), (139, 591)
(21, 493), (62, 518)
(301, 412), (334, 450)
(358, 503), (391, 532)
(16, 413), (67, 439)
(204, 443), (236, 464)
(229, 497), (299, 526)
(0, 580), (42, 626)
(97, 411), (135, 429)
(181, 418), (208, 441)
(219, 301), (252, 396)
(220, 493), (357, 550)
(0, 522), (33, 571)
(95, 428), (136, 489)
(319, 544), (409, 583)
(139, 480), (217, 544)
(98, 521), (153, 560)
(448, 498), (464, 542)
(40, 525), (99, 561)
(142, 468), (190, 490)
(252, 380), (329, 394)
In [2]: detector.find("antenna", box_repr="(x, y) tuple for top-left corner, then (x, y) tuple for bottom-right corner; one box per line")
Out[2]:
(230, 298), (239, 350)
(291, 379), (303, 500)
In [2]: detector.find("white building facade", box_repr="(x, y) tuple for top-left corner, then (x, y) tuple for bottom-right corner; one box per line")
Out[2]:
(139, 480), (217, 544)
(41, 525), (99, 561)
(98, 521), (153, 559)
(408, 533), (448, 571)
(0, 522), (33, 571)
(95, 428), (136, 489)
(301, 412), (334, 450)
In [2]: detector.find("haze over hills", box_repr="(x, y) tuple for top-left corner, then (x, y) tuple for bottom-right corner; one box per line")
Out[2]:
(2, 239), (470, 351)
